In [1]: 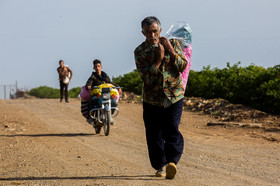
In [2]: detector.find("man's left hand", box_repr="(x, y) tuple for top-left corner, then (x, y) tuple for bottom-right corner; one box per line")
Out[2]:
(118, 88), (122, 95)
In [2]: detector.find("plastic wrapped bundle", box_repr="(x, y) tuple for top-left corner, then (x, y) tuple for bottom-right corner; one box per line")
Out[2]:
(165, 23), (192, 92)
(80, 86), (91, 101)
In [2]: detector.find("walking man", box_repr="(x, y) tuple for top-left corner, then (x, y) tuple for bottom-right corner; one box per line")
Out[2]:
(57, 60), (73, 103)
(134, 16), (188, 179)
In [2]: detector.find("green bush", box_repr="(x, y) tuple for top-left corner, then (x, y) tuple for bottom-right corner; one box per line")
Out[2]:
(29, 86), (82, 98)
(69, 87), (81, 98)
(185, 63), (280, 114)
(29, 86), (60, 98)
(112, 69), (142, 95)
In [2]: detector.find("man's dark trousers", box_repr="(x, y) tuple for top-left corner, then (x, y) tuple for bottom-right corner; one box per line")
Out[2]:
(143, 99), (184, 170)
(59, 81), (69, 101)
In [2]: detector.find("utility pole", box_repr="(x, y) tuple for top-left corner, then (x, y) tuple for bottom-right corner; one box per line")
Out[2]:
(4, 85), (6, 99)
(15, 81), (18, 98)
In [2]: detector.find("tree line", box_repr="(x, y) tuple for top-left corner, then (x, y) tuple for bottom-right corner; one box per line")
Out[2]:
(29, 86), (81, 99)
(113, 62), (280, 114)
(28, 62), (280, 114)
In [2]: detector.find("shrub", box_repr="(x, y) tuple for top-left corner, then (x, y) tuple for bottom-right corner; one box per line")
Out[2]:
(29, 86), (81, 98)
(29, 86), (60, 98)
(185, 63), (280, 114)
(112, 69), (142, 95)
(69, 87), (81, 98)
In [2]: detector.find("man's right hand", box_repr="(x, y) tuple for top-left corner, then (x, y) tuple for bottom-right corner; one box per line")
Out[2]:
(160, 37), (176, 61)
(87, 86), (91, 90)
(155, 43), (165, 68)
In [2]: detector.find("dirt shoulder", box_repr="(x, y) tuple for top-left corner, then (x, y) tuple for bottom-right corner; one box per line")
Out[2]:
(0, 99), (279, 185)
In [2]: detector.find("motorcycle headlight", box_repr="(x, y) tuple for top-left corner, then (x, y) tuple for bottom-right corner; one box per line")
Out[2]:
(102, 93), (110, 100)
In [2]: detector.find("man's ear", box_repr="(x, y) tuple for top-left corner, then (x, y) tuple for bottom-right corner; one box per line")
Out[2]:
(141, 30), (145, 36)
(159, 28), (162, 34)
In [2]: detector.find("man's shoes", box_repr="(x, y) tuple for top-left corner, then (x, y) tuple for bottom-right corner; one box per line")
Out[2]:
(110, 118), (115, 125)
(166, 162), (177, 179)
(95, 126), (101, 134)
(60, 99), (63, 103)
(66, 100), (69, 103)
(155, 167), (166, 177)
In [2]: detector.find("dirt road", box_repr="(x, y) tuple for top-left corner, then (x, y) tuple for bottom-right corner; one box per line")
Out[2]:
(0, 99), (279, 185)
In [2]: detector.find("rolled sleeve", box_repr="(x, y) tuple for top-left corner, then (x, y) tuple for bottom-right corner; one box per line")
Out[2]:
(173, 53), (187, 73)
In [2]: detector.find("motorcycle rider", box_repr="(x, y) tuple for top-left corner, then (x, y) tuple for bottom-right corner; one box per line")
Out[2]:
(83, 59), (121, 124)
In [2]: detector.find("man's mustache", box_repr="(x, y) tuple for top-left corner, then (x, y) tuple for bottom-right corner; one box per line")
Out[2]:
(149, 37), (158, 41)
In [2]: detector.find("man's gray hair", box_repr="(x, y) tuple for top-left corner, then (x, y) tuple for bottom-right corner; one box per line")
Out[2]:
(141, 16), (161, 29)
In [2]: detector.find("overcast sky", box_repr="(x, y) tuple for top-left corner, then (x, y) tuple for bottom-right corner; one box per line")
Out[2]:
(0, 0), (279, 94)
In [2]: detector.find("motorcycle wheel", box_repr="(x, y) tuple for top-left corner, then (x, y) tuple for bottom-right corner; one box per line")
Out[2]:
(95, 127), (101, 134)
(104, 111), (111, 136)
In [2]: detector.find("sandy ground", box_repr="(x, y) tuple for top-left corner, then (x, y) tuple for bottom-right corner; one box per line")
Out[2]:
(0, 98), (279, 186)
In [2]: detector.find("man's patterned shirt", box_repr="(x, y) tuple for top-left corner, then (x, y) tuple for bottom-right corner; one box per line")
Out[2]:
(134, 39), (188, 107)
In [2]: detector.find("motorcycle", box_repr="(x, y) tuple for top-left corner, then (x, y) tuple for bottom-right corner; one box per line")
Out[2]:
(88, 86), (121, 136)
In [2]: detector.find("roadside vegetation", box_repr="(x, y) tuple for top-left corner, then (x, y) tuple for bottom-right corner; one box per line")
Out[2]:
(28, 86), (81, 98)
(28, 63), (279, 114)
(113, 62), (280, 114)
